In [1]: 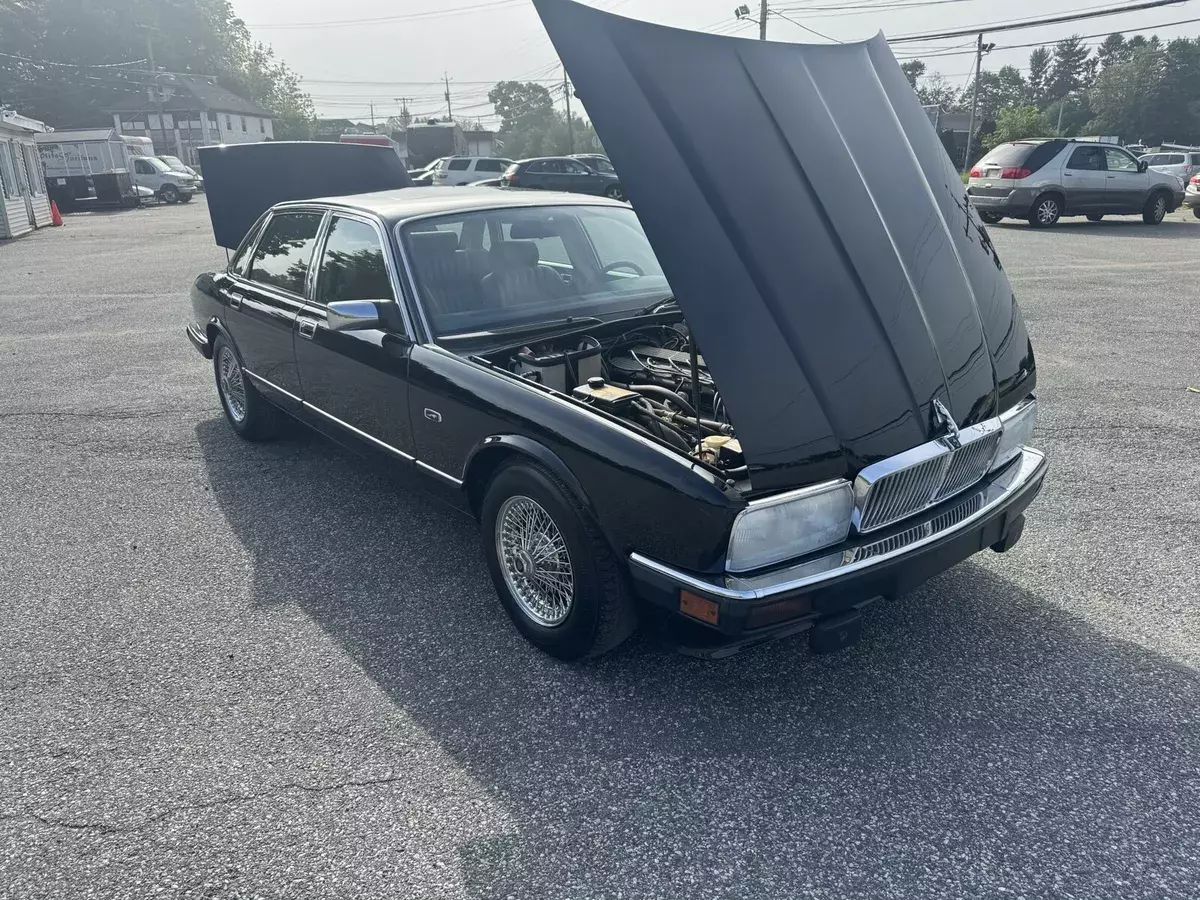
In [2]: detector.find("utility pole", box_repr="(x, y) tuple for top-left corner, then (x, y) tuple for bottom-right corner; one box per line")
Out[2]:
(962, 34), (993, 176)
(443, 73), (453, 120)
(1055, 101), (1066, 136)
(369, 101), (376, 132)
(144, 34), (170, 156)
(759, 0), (769, 39)
(563, 66), (574, 154)
(395, 98), (412, 129)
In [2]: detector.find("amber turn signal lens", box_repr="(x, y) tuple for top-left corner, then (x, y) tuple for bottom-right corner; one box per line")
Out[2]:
(679, 590), (720, 626)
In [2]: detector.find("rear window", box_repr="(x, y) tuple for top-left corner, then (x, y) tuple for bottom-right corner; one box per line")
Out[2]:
(475, 158), (506, 172)
(1191, 154), (1200, 165)
(978, 140), (1065, 174)
(447, 158), (471, 171)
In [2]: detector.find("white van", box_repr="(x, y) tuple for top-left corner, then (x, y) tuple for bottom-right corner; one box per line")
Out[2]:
(433, 156), (513, 186)
(130, 155), (196, 203)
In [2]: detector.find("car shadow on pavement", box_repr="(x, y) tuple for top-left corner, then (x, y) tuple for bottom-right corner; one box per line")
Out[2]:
(990, 218), (1197, 238)
(195, 417), (1200, 898)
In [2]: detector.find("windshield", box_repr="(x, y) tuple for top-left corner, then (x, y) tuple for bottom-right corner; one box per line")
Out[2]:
(145, 157), (172, 173)
(160, 156), (186, 170)
(400, 204), (670, 338)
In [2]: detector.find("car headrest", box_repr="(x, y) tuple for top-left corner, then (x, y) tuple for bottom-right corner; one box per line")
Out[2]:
(409, 230), (460, 255)
(490, 240), (540, 269)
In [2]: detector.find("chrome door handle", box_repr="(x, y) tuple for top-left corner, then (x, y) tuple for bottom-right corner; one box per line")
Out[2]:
(228, 291), (244, 310)
(297, 318), (318, 339)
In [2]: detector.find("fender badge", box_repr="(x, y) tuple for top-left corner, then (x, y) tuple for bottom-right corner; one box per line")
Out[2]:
(931, 399), (961, 448)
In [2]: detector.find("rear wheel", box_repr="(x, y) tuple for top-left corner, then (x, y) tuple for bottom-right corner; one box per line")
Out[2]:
(1193, 206), (1200, 220)
(979, 211), (1003, 224)
(1028, 193), (1062, 228)
(1086, 214), (1104, 222)
(212, 335), (284, 441)
(480, 461), (636, 660)
(1142, 191), (1169, 224)
(604, 184), (626, 202)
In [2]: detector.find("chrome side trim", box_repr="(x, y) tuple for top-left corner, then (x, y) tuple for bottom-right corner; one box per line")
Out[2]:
(243, 369), (302, 404)
(415, 459), (464, 486)
(629, 447), (1046, 602)
(301, 401), (415, 462)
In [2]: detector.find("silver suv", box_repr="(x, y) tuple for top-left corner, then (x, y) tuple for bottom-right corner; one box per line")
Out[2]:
(967, 139), (1184, 227)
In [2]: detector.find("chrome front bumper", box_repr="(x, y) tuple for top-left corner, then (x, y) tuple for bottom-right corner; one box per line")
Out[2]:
(631, 446), (1047, 604)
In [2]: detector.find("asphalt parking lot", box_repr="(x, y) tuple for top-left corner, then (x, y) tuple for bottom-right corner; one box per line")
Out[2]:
(2, 198), (1198, 900)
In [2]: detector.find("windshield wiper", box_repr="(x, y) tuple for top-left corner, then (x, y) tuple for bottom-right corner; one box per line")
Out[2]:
(440, 316), (604, 342)
(633, 296), (678, 317)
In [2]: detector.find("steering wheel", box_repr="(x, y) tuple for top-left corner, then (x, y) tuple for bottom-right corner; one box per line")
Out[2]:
(602, 260), (645, 277)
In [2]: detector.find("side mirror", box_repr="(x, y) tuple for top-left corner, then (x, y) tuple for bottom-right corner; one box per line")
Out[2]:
(327, 299), (386, 331)
(1138, 160), (1148, 172)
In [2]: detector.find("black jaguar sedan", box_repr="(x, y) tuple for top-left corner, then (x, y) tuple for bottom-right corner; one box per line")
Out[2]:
(187, 1), (1047, 660)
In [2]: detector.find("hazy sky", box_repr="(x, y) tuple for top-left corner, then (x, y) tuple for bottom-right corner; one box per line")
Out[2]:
(229, 0), (1200, 122)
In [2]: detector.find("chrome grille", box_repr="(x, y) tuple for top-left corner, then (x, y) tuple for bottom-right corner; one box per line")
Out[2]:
(849, 487), (987, 563)
(853, 421), (1001, 534)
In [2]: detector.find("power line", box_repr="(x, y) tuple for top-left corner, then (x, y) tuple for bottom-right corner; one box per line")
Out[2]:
(768, 8), (844, 41)
(889, 0), (1191, 42)
(246, 0), (525, 30)
(0, 50), (148, 68)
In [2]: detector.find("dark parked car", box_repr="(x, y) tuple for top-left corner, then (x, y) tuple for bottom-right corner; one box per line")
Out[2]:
(502, 156), (625, 201)
(188, 2), (1046, 661)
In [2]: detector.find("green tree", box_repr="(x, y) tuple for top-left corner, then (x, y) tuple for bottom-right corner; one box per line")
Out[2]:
(1027, 46), (1051, 107)
(900, 59), (926, 89)
(980, 106), (1053, 153)
(1096, 34), (1130, 71)
(916, 74), (961, 112)
(487, 81), (556, 134)
(1047, 36), (1091, 104)
(1087, 45), (1165, 143)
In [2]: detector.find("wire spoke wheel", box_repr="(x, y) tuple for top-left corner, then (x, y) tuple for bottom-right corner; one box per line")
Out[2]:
(217, 346), (247, 423)
(496, 495), (574, 627)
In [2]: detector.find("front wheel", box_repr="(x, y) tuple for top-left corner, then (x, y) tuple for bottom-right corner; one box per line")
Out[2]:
(1142, 191), (1169, 224)
(212, 335), (284, 441)
(979, 211), (1003, 224)
(481, 462), (636, 660)
(179, 192), (193, 203)
(1086, 214), (1104, 222)
(1193, 206), (1200, 220)
(1028, 194), (1062, 228)
(604, 184), (626, 202)
(161, 184), (179, 204)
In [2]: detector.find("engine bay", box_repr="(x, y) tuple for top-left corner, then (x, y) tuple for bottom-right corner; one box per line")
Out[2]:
(486, 318), (746, 478)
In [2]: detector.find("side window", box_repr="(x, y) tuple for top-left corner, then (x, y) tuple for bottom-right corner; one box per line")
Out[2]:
(316, 217), (395, 306)
(229, 216), (267, 277)
(247, 212), (324, 295)
(447, 158), (471, 171)
(1067, 146), (1104, 171)
(1191, 153), (1200, 166)
(1104, 148), (1138, 173)
(525, 162), (546, 174)
(134, 158), (151, 175)
(475, 159), (505, 172)
(563, 161), (589, 174)
(1165, 154), (1185, 165)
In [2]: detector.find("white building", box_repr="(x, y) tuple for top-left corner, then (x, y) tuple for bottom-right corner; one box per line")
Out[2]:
(0, 109), (52, 240)
(109, 74), (274, 166)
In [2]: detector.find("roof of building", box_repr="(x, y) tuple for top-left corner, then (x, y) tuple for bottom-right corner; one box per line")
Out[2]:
(34, 127), (121, 143)
(0, 109), (50, 133)
(109, 74), (268, 116)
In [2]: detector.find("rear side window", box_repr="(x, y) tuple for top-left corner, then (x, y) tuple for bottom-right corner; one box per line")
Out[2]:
(1165, 154), (1185, 165)
(475, 158), (505, 172)
(1191, 154), (1200, 165)
(447, 158), (471, 171)
(247, 211), (324, 295)
(1067, 146), (1104, 171)
(315, 216), (394, 306)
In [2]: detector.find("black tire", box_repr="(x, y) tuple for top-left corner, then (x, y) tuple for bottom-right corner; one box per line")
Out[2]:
(604, 184), (626, 202)
(161, 185), (179, 204)
(1193, 206), (1200, 220)
(211, 335), (284, 441)
(179, 192), (193, 203)
(1028, 193), (1062, 227)
(1142, 191), (1169, 224)
(979, 211), (1003, 224)
(1086, 214), (1104, 222)
(480, 461), (637, 660)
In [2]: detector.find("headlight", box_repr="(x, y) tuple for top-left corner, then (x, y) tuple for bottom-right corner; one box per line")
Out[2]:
(726, 479), (853, 573)
(992, 397), (1037, 470)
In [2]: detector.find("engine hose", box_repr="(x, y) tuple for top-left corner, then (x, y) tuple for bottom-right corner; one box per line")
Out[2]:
(626, 383), (698, 416)
(631, 401), (692, 452)
(665, 412), (733, 437)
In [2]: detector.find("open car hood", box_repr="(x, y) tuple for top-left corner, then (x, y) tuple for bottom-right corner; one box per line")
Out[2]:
(199, 141), (411, 250)
(534, 0), (1035, 493)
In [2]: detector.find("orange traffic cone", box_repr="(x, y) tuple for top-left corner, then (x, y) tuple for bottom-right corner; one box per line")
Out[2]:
(50, 200), (64, 226)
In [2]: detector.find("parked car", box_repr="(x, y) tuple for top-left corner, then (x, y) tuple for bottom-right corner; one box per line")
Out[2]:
(408, 158), (447, 187)
(188, 14), (1046, 661)
(569, 153), (616, 175)
(1139, 150), (1200, 184)
(502, 156), (625, 200)
(967, 139), (1183, 226)
(465, 178), (505, 187)
(434, 156), (514, 186)
(158, 155), (204, 192)
(1184, 174), (1200, 218)
(131, 155), (196, 203)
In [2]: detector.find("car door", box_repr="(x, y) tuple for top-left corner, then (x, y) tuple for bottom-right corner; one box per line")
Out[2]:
(1062, 145), (1106, 212)
(1102, 147), (1147, 212)
(132, 156), (158, 192)
(560, 158), (599, 193)
(223, 209), (324, 409)
(293, 212), (418, 460)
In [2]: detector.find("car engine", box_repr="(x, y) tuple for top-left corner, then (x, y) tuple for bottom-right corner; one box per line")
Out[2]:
(500, 322), (745, 477)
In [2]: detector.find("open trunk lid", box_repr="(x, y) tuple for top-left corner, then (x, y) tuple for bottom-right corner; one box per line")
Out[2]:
(534, 0), (1035, 493)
